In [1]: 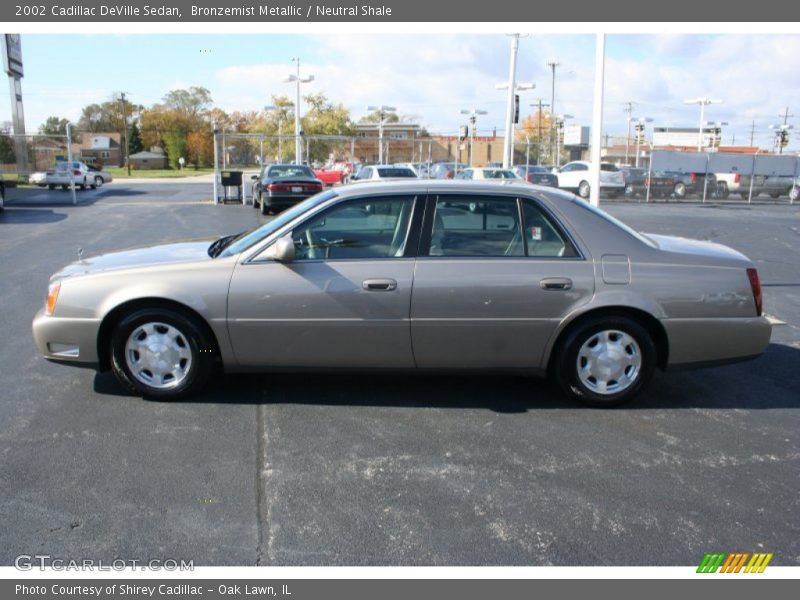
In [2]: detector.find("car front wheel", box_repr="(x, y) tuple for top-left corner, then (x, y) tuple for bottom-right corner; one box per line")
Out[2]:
(552, 316), (656, 407)
(94, 176), (104, 188)
(578, 181), (590, 198)
(110, 308), (215, 399)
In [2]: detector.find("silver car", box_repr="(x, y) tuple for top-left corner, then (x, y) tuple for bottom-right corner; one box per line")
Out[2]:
(32, 180), (771, 407)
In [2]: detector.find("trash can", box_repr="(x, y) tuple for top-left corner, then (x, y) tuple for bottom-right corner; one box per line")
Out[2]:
(219, 170), (243, 203)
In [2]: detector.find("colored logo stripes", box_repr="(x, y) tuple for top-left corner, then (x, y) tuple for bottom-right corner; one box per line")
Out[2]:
(697, 552), (773, 573)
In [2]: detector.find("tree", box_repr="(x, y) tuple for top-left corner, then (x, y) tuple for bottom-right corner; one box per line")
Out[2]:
(39, 116), (70, 136)
(128, 121), (144, 154)
(359, 109), (400, 124)
(516, 110), (556, 164)
(302, 93), (356, 162)
(163, 131), (187, 169)
(162, 86), (212, 121)
(186, 130), (213, 169)
(0, 122), (15, 163)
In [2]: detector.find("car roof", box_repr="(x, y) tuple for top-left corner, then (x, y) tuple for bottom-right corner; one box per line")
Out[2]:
(333, 179), (553, 199)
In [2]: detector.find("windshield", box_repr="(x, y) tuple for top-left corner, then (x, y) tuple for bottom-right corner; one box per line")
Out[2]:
(377, 167), (417, 178)
(484, 169), (519, 179)
(267, 165), (314, 178)
(572, 199), (655, 247)
(218, 190), (338, 257)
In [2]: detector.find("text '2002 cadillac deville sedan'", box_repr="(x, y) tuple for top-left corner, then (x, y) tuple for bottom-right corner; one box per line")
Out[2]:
(32, 180), (771, 407)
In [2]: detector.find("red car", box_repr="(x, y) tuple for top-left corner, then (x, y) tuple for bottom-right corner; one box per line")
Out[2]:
(314, 162), (354, 186)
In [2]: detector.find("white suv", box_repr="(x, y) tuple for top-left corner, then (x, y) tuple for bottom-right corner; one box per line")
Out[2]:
(555, 161), (625, 199)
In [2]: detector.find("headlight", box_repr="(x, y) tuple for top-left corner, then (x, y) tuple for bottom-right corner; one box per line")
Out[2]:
(45, 281), (61, 316)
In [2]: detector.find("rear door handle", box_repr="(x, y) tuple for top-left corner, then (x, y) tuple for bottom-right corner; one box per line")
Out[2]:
(540, 277), (573, 290)
(362, 278), (397, 291)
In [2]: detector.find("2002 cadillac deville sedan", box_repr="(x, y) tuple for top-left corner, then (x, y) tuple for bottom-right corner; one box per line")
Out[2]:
(32, 180), (771, 406)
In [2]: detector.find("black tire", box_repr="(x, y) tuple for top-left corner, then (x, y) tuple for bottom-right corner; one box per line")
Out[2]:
(770, 192), (781, 199)
(578, 181), (590, 199)
(253, 190), (261, 209)
(79, 178), (87, 191)
(673, 182), (686, 198)
(552, 315), (656, 408)
(48, 184), (56, 190)
(260, 196), (271, 215)
(109, 307), (215, 399)
(94, 176), (104, 188)
(61, 184), (69, 191)
(716, 181), (729, 199)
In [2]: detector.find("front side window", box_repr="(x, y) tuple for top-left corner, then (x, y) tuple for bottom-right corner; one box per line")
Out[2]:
(291, 196), (416, 260)
(429, 196), (523, 257)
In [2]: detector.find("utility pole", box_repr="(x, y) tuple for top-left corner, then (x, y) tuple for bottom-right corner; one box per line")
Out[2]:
(781, 106), (794, 126)
(749, 120), (756, 147)
(530, 99), (549, 164)
(118, 92), (130, 175)
(622, 100), (637, 164)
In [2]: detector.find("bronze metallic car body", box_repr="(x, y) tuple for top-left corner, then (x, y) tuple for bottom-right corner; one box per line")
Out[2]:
(32, 180), (771, 405)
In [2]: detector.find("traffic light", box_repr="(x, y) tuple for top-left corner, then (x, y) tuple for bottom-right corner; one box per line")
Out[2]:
(780, 129), (789, 148)
(459, 125), (469, 139)
(514, 94), (520, 124)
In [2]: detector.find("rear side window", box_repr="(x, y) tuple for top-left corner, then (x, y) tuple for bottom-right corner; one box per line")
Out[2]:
(377, 167), (416, 178)
(427, 196), (578, 258)
(520, 200), (578, 258)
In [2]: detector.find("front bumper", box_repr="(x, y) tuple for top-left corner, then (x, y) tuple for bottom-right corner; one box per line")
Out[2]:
(32, 309), (102, 368)
(663, 316), (772, 368)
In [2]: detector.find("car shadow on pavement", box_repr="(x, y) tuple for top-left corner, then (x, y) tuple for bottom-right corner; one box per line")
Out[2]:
(92, 343), (800, 412)
(0, 207), (68, 224)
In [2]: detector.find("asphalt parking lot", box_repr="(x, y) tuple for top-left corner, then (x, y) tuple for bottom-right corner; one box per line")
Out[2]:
(0, 182), (798, 566)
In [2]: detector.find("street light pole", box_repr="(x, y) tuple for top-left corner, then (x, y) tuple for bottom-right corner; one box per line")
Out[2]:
(547, 60), (561, 164)
(285, 58), (314, 165)
(683, 97), (722, 152)
(367, 105), (397, 164)
(460, 108), (488, 167)
(497, 79), (534, 168)
(633, 117), (653, 168)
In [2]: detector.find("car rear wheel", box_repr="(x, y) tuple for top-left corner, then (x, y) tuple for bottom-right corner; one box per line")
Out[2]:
(673, 182), (686, 198)
(578, 181), (590, 199)
(770, 192), (781, 199)
(253, 190), (261, 209)
(716, 181), (729, 199)
(110, 308), (215, 399)
(552, 316), (656, 407)
(94, 176), (104, 188)
(260, 195), (271, 215)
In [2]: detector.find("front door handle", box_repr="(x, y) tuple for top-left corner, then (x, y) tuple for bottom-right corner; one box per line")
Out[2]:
(363, 278), (397, 291)
(540, 277), (573, 290)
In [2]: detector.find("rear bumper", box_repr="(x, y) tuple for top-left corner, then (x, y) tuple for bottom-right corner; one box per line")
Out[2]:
(662, 316), (772, 368)
(32, 309), (101, 368)
(266, 193), (313, 207)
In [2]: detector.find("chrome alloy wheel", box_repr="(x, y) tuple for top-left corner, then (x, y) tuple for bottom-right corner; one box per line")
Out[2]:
(576, 330), (642, 395)
(124, 322), (193, 389)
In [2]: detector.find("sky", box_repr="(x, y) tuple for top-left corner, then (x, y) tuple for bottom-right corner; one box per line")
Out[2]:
(4, 33), (799, 151)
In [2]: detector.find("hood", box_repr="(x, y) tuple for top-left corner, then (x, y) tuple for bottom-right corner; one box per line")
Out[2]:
(645, 233), (752, 267)
(52, 239), (216, 280)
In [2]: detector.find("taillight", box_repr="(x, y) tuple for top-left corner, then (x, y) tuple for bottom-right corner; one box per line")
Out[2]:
(746, 268), (763, 316)
(446, 171), (454, 179)
(734, 173), (741, 183)
(690, 173), (697, 184)
(73, 170), (81, 176)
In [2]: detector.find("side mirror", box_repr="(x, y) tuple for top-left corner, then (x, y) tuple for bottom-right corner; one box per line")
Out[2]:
(250, 174), (259, 180)
(267, 234), (295, 263)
